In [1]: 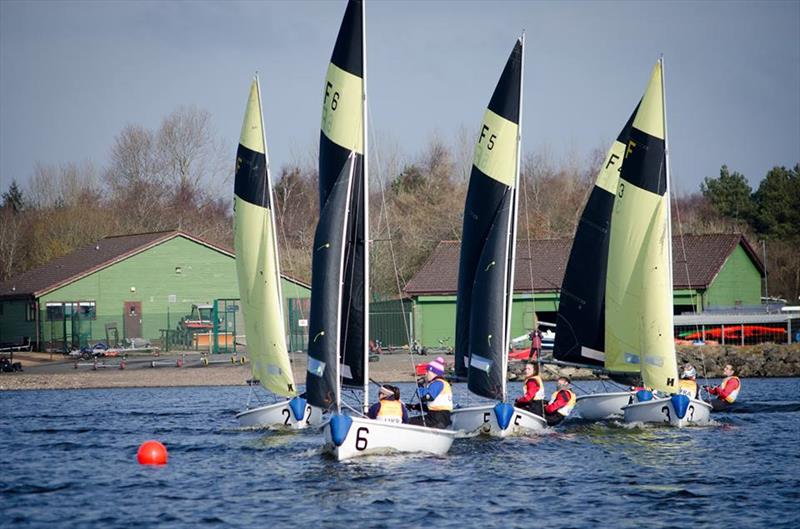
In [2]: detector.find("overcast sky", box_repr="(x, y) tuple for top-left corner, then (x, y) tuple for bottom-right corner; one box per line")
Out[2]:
(1, 0), (798, 199)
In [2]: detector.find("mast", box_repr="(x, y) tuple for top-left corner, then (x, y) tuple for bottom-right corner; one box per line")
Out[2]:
(361, 0), (369, 412)
(502, 33), (525, 401)
(256, 75), (287, 331)
(661, 56), (675, 330)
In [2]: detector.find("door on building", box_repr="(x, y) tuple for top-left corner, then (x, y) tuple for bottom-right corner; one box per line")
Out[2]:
(123, 301), (142, 339)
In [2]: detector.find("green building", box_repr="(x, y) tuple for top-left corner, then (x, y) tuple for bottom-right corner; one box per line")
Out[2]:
(0, 230), (310, 352)
(403, 234), (765, 349)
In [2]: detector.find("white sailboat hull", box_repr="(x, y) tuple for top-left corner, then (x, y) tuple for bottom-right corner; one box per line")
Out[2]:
(322, 416), (457, 461)
(575, 392), (634, 420)
(623, 396), (712, 427)
(451, 404), (547, 437)
(236, 398), (324, 429)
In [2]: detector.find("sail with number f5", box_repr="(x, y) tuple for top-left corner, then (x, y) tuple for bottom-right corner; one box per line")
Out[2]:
(455, 38), (523, 400)
(233, 78), (296, 397)
(306, 0), (366, 410)
(552, 103), (639, 369)
(605, 60), (679, 393)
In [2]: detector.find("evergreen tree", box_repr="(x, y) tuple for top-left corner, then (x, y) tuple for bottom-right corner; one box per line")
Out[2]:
(700, 165), (754, 223)
(752, 164), (800, 240)
(1, 180), (25, 213)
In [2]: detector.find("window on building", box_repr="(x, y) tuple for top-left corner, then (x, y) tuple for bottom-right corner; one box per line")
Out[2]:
(78, 302), (96, 319)
(26, 302), (36, 321)
(0, 303), (3, 316)
(46, 303), (65, 321)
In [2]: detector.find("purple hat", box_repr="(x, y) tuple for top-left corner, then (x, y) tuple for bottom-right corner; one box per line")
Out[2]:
(427, 358), (445, 376)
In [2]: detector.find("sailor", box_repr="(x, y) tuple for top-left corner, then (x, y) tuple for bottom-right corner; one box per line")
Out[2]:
(407, 357), (452, 428)
(543, 376), (577, 426)
(528, 328), (543, 362)
(367, 384), (408, 424)
(514, 363), (545, 416)
(677, 364), (699, 399)
(704, 364), (741, 411)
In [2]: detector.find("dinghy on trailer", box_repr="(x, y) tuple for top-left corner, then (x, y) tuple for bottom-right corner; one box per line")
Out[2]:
(604, 59), (711, 427)
(449, 35), (547, 438)
(233, 78), (323, 429)
(306, 0), (455, 460)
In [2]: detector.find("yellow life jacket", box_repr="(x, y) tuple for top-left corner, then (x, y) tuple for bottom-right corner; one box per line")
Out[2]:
(678, 379), (698, 399)
(524, 375), (545, 400)
(427, 378), (453, 411)
(549, 388), (577, 416)
(376, 399), (403, 423)
(720, 376), (741, 403)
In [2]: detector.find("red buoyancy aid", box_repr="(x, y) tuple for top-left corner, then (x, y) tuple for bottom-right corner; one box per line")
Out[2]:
(545, 389), (577, 416)
(517, 375), (545, 403)
(711, 376), (740, 403)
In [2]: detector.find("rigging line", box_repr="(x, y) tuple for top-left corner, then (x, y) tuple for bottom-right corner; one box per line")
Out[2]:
(520, 158), (538, 332)
(671, 170), (710, 401)
(367, 107), (427, 428)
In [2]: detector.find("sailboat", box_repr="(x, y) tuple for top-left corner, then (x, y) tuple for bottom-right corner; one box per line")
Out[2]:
(606, 59), (712, 427)
(550, 104), (642, 421)
(305, 0), (456, 460)
(233, 77), (323, 429)
(449, 35), (547, 437)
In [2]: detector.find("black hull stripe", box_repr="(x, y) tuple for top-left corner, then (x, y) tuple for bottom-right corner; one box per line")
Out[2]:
(234, 144), (269, 208)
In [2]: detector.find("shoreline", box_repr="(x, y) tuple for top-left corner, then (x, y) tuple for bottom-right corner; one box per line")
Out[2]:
(2, 343), (799, 391)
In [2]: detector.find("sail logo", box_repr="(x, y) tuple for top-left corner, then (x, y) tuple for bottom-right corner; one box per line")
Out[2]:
(472, 109), (517, 187)
(320, 63), (363, 154)
(479, 124), (497, 150)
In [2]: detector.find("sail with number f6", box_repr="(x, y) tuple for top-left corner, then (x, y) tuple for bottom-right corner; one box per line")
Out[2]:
(234, 79), (323, 430)
(450, 36), (547, 437)
(552, 104), (639, 370)
(311, 0), (456, 459)
(605, 60), (679, 394)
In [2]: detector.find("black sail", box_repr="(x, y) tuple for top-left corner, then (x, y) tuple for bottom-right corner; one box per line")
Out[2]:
(307, 0), (366, 408)
(455, 39), (522, 396)
(306, 156), (356, 410)
(553, 105), (638, 366)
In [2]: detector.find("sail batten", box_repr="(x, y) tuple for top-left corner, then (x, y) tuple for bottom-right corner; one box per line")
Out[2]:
(234, 78), (295, 397)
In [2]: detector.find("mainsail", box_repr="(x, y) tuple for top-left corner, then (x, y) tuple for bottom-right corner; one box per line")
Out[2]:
(233, 78), (296, 397)
(307, 0), (367, 410)
(605, 59), (679, 393)
(455, 38), (523, 400)
(552, 104), (639, 368)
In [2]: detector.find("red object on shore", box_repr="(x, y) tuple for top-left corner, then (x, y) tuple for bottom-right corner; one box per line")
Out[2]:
(137, 440), (168, 465)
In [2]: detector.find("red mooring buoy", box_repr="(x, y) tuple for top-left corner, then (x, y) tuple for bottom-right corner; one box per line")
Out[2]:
(137, 440), (168, 465)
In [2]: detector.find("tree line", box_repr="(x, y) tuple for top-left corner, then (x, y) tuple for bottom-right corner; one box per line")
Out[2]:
(1, 106), (798, 303)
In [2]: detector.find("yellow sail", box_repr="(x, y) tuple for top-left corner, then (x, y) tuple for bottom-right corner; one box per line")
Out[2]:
(233, 79), (296, 397)
(605, 60), (679, 393)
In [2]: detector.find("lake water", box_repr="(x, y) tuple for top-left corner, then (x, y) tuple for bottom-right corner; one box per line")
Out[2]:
(1, 378), (799, 528)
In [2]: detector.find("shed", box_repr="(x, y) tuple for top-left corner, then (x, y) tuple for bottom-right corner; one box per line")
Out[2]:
(403, 234), (765, 348)
(0, 230), (310, 351)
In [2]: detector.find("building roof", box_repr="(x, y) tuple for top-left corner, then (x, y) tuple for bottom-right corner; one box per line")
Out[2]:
(0, 230), (310, 300)
(403, 234), (764, 297)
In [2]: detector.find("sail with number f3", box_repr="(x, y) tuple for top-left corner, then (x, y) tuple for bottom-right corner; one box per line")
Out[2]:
(306, 0), (366, 410)
(552, 103), (639, 370)
(455, 38), (523, 400)
(234, 78), (296, 397)
(605, 60), (679, 394)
